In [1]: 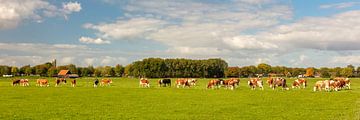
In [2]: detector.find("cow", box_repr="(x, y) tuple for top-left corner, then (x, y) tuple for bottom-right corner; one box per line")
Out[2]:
(292, 78), (307, 89)
(94, 79), (99, 87)
(334, 77), (351, 90)
(20, 79), (29, 86)
(158, 79), (171, 87)
(101, 78), (112, 86)
(175, 78), (191, 88)
(55, 79), (61, 87)
(207, 79), (222, 89)
(272, 77), (289, 90)
(139, 78), (150, 88)
(323, 80), (331, 91)
(12, 79), (21, 86)
(36, 79), (49, 87)
(71, 79), (76, 87)
(313, 81), (325, 92)
(248, 78), (263, 90)
(267, 77), (274, 88)
(187, 79), (197, 86)
(227, 78), (240, 90)
(344, 78), (351, 89)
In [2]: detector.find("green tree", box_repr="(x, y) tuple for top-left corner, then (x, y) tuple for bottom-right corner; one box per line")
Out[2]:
(11, 66), (18, 76)
(114, 64), (124, 77)
(225, 67), (240, 77)
(341, 67), (353, 77)
(319, 67), (331, 78)
(257, 63), (272, 75)
(47, 67), (58, 77)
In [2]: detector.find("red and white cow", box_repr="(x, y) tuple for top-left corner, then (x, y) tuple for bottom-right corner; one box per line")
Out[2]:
(248, 78), (263, 90)
(313, 81), (325, 92)
(139, 78), (150, 88)
(20, 79), (29, 86)
(175, 78), (191, 88)
(292, 78), (307, 89)
(272, 77), (289, 90)
(101, 78), (112, 86)
(207, 79), (221, 89)
(37, 79), (49, 87)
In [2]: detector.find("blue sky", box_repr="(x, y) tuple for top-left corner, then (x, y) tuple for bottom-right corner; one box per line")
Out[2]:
(1, 0), (360, 67)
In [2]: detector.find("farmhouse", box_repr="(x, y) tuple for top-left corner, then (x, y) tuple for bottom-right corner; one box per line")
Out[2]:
(58, 70), (79, 78)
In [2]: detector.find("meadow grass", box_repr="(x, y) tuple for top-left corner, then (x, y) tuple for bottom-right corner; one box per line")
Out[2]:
(0, 77), (359, 120)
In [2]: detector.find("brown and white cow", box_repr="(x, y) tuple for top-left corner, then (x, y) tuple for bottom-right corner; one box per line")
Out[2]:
(139, 78), (150, 88)
(292, 78), (307, 89)
(101, 78), (112, 86)
(175, 78), (191, 88)
(187, 79), (197, 86)
(227, 78), (240, 90)
(207, 79), (222, 89)
(36, 79), (49, 87)
(71, 79), (76, 87)
(272, 77), (289, 90)
(313, 81), (325, 92)
(267, 77), (274, 88)
(334, 77), (350, 90)
(248, 78), (263, 90)
(20, 79), (29, 86)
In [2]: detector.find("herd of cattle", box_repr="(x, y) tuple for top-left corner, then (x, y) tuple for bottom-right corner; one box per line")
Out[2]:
(11, 77), (351, 92)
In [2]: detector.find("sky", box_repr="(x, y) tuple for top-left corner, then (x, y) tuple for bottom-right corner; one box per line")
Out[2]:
(1, 0), (360, 68)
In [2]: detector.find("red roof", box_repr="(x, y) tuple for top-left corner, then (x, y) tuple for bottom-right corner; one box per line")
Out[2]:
(58, 70), (70, 76)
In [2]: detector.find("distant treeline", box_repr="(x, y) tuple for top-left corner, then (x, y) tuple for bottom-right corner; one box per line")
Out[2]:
(0, 58), (359, 78)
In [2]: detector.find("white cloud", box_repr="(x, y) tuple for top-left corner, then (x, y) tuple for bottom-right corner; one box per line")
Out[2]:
(79, 37), (110, 44)
(223, 36), (278, 50)
(0, 0), (81, 29)
(84, 18), (166, 40)
(320, 2), (360, 9)
(331, 55), (360, 64)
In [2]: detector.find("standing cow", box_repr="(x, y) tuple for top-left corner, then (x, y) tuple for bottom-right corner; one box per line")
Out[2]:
(158, 79), (171, 87)
(207, 79), (222, 89)
(36, 79), (49, 87)
(175, 78), (191, 88)
(292, 78), (307, 89)
(272, 78), (289, 90)
(139, 78), (150, 88)
(94, 79), (99, 87)
(71, 79), (76, 87)
(12, 79), (21, 86)
(248, 78), (264, 90)
(101, 78), (112, 87)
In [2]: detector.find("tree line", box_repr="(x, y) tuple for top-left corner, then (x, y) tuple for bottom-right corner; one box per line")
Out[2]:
(0, 58), (359, 78)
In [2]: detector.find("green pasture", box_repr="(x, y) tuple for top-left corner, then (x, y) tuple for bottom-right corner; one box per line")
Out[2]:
(0, 77), (359, 120)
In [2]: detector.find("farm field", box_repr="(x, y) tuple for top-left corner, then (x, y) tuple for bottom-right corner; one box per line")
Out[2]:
(0, 77), (359, 120)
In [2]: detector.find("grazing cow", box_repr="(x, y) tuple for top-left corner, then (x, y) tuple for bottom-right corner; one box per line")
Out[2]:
(36, 79), (49, 87)
(323, 80), (331, 91)
(272, 78), (289, 90)
(227, 78), (240, 90)
(175, 78), (191, 88)
(94, 79), (99, 87)
(344, 78), (351, 89)
(20, 79), (29, 86)
(101, 78), (112, 86)
(292, 78), (307, 89)
(267, 77), (274, 88)
(207, 79), (222, 89)
(139, 78), (150, 88)
(313, 81), (325, 91)
(71, 79), (76, 87)
(248, 78), (264, 90)
(187, 79), (197, 86)
(158, 79), (171, 87)
(334, 77), (351, 90)
(12, 79), (21, 86)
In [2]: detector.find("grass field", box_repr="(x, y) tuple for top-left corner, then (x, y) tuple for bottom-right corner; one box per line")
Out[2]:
(0, 77), (359, 120)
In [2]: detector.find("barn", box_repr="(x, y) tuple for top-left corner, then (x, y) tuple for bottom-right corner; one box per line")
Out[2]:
(58, 70), (79, 78)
